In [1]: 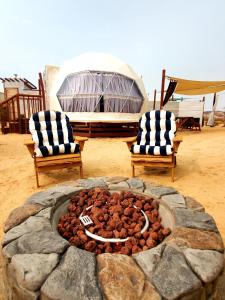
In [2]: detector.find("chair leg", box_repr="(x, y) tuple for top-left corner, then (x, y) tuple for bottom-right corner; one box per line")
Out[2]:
(80, 164), (83, 178)
(171, 167), (174, 182)
(132, 164), (135, 177)
(35, 166), (40, 188)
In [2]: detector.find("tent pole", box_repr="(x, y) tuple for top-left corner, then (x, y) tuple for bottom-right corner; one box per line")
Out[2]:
(202, 96), (205, 126)
(160, 69), (166, 109)
(213, 92), (216, 107)
(153, 89), (156, 110)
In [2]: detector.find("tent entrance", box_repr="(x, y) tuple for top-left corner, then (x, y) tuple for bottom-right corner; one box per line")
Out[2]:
(56, 71), (144, 113)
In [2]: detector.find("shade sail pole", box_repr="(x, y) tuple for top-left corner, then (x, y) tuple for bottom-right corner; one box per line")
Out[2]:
(160, 69), (166, 109)
(153, 89), (156, 110)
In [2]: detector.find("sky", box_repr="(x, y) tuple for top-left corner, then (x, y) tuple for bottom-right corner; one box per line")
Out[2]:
(1, 0), (225, 110)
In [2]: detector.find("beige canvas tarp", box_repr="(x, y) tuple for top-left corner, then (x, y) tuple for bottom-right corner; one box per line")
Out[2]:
(167, 76), (225, 95)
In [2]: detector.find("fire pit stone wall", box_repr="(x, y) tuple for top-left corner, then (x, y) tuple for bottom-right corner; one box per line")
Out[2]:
(1, 177), (224, 300)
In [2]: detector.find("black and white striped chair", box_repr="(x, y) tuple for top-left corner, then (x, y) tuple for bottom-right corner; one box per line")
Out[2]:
(123, 110), (182, 181)
(25, 110), (88, 187)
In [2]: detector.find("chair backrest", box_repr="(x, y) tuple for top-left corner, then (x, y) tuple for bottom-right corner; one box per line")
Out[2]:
(29, 110), (79, 157)
(131, 110), (176, 155)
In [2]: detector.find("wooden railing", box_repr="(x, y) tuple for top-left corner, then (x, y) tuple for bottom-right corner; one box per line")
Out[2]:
(0, 93), (43, 134)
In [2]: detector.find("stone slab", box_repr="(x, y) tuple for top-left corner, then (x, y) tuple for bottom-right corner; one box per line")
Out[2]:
(183, 249), (224, 283)
(161, 194), (186, 210)
(4, 204), (44, 233)
(164, 227), (224, 252)
(9, 253), (59, 291)
(108, 181), (129, 190)
(26, 190), (66, 207)
(3, 231), (69, 258)
(174, 208), (218, 232)
(105, 176), (128, 184)
(35, 207), (52, 219)
(47, 185), (84, 197)
(144, 184), (177, 198)
(41, 246), (102, 300)
(152, 246), (202, 300)
(97, 253), (158, 300)
(75, 178), (107, 189)
(133, 244), (165, 281)
(127, 178), (144, 191)
(2, 216), (51, 246)
(16, 231), (69, 255)
(185, 196), (205, 212)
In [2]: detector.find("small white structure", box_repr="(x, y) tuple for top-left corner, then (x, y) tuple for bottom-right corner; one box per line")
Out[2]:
(147, 100), (204, 125)
(0, 76), (38, 100)
(44, 53), (148, 123)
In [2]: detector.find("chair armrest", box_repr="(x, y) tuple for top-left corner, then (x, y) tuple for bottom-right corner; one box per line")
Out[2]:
(75, 136), (88, 151)
(122, 136), (136, 150)
(173, 136), (183, 153)
(24, 138), (34, 156)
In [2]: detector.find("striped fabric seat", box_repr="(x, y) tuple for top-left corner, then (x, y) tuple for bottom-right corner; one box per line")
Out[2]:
(131, 110), (176, 156)
(29, 111), (80, 157)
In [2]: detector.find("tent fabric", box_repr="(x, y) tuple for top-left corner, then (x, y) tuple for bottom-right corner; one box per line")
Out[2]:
(130, 110), (176, 156)
(56, 71), (143, 113)
(167, 76), (225, 95)
(29, 110), (79, 157)
(163, 81), (177, 106)
(49, 53), (148, 117)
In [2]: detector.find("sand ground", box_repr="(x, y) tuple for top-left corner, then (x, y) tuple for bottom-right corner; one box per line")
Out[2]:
(0, 126), (225, 298)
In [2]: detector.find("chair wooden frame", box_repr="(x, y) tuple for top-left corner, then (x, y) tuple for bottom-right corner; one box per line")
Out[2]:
(24, 136), (88, 187)
(123, 136), (182, 181)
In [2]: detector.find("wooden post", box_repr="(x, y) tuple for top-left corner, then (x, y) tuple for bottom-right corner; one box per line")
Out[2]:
(153, 89), (157, 110)
(160, 69), (166, 109)
(39, 73), (46, 111)
(16, 94), (22, 133)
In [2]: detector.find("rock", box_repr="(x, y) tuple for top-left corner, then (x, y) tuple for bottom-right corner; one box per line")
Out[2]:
(41, 246), (102, 300)
(161, 194), (186, 209)
(97, 253), (154, 300)
(9, 253), (59, 291)
(108, 181), (129, 190)
(3, 231), (69, 258)
(133, 244), (165, 280)
(16, 231), (69, 255)
(127, 178), (144, 191)
(35, 207), (52, 219)
(152, 246), (202, 300)
(141, 281), (162, 300)
(8, 284), (39, 300)
(165, 227), (224, 252)
(47, 185), (84, 197)
(4, 204), (44, 233)
(26, 190), (65, 207)
(185, 196), (205, 212)
(2, 216), (51, 246)
(183, 249), (224, 283)
(2, 239), (19, 259)
(144, 184), (177, 198)
(75, 178), (107, 189)
(105, 176), (128, 184)
(174, 208), (218, 232)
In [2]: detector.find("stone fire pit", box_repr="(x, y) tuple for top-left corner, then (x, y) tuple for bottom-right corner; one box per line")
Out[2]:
(1, 177), (224, 300)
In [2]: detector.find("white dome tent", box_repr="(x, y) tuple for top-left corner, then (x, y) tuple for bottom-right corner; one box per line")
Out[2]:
(44, 53), (148, 137)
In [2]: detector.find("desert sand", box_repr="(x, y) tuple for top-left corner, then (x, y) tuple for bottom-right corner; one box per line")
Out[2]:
(0, 126), (225, 298)
(0, 126), (225, 242)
